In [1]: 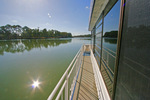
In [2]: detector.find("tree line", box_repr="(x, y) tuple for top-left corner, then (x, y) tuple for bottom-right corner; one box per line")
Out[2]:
(0, 24), (72, 39)
(103, 31), (118, 38)
(73, 34), (91, 37)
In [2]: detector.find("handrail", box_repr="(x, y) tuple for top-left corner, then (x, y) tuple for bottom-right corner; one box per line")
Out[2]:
(95, 44), (116, 55)
(95, 44), (101, 49)
(102, 57), (114, 76)
(103, 46), (116, 55)
(95, 49), (100, 57)
(101, 47), (116, 75)
(90, 49), (111, 100)
(47, 46), (83, 100)
(102, 48), (116, 59)
(56, 81), (67, 100)
(101, 59), (114, 82)
(55, 56), (80, 100)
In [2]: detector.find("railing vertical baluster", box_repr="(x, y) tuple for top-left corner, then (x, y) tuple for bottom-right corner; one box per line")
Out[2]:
(61, 92), (63, 100)
(107, 52), (109, 64)
(65, 73), (68, 100)
(108, 54), (109, 66)
(114, 58), (116, 72)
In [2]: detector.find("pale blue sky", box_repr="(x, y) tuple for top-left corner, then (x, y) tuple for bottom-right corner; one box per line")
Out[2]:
(0, 0), (91, 35)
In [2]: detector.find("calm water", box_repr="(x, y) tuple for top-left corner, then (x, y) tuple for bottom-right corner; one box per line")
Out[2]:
(0, 38), (116, 100)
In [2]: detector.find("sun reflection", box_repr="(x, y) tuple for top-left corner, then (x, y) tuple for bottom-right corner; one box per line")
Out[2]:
(28, 78), (44, 94)
(32, 80), (40, 88)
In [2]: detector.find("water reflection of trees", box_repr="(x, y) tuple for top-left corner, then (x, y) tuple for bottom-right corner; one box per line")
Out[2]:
(0, 39), (72, 55)
(104, 38), (117, 44)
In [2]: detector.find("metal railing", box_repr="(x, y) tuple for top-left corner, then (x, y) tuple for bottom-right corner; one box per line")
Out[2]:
(102, 47), (116, 75)
(47, 45), (84, 100)
(94, 45), (116, 78)
(90, 48), (111, 100)
(47, 45), (111, 100)
(103, 46), (116, 55)
(100, 47), (116, 96)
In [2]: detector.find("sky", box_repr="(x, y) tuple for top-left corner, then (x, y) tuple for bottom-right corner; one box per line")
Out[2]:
(103, 0), (121, 34)
(0, 0), (91, 35)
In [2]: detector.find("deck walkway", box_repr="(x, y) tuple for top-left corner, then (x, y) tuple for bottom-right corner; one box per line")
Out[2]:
(72, 45), (98, 100)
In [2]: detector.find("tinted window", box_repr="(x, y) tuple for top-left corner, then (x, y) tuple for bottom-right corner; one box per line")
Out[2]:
(115, 0), (150, 99)
(101, 0), (121, 97)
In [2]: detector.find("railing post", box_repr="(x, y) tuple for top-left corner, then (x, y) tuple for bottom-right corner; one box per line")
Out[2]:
(106, 52), (108, 63)
(107, 52), (109, 65)
(65, 72), (68, 100)
(61, 93), (63, 100)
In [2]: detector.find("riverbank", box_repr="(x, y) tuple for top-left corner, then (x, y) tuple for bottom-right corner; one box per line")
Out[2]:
(0, 37), (73, 40)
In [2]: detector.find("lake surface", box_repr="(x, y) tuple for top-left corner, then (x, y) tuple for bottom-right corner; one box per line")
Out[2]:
(0, 38), (117, 100)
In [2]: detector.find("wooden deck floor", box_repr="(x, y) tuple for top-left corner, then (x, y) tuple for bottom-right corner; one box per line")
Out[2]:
(72, 46), (98, 100)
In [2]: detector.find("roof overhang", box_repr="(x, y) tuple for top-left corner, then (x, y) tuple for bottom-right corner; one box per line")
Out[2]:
(89, 0), (109, 31)
(89, 0), (118, 31)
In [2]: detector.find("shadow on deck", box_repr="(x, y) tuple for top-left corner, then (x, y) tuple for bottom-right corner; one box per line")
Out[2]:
(73, 45), (98, 100)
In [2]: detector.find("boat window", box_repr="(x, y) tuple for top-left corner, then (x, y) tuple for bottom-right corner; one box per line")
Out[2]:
(115, 0), (150, 99)
(91, 0), (121, 97)
(100, 0), (121, 97)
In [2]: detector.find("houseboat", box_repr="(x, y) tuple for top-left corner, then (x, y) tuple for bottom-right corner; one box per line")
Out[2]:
(47, 0), (150, 100)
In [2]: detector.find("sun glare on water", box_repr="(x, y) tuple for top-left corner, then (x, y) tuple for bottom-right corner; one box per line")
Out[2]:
(32, 80), (40, 88)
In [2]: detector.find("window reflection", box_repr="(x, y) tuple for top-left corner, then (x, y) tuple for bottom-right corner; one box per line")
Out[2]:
(101, 0), (121, 97)
(115, 0), (150, 99)
(104, 0), (121, 35)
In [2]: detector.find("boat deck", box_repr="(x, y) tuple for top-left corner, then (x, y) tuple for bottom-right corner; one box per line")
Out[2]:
(72, 45), (98, 100)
